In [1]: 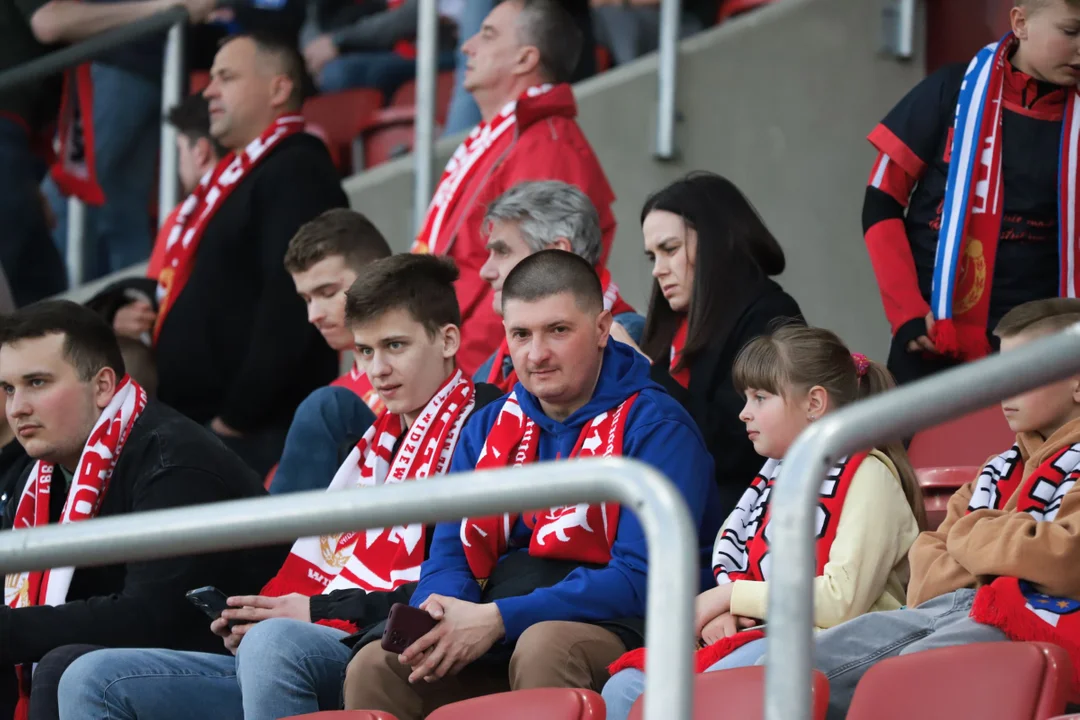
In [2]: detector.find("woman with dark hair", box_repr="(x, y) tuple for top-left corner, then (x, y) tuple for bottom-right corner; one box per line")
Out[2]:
(614, 172), (804, 516)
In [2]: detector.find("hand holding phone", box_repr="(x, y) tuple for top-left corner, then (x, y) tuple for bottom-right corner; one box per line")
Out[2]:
(186, 586), (239, 629)
(381, 603), (438, 655)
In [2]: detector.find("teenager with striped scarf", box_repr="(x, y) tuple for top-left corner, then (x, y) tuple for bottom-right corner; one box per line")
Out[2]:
(602, 326), (925, 720)
(864, 0), (1080, 385)
(57, 256), (503, 720)
(794, 299), (1080, 720)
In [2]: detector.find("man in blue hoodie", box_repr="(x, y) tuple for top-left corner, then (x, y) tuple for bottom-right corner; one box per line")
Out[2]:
(343, 249), (721, 719)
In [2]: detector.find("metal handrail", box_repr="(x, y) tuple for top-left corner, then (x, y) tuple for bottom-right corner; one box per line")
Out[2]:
(763, 321), (1080, 720)
(655, 0), (681, 159)
(412, 0), (438, 235)
(0, 457), (698, 720)
(0, 5), (188, 93)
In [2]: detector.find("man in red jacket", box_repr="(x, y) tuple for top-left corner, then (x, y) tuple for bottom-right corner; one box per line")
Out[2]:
(410, 0), (616, 374)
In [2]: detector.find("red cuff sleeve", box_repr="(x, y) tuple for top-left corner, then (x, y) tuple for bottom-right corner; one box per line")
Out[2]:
(868, 124), (927, 181)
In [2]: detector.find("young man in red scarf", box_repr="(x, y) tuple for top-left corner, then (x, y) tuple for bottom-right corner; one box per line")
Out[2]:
(57, 255), (504, 720)
(806, 298), (1080, 719)
(153, 32), (347, 477)
(864, 0), (1080, 384)
(0, 301), (279, 720)
(410, 0), (616, 375)
(475, 180), (643, 393)
(343, 250), (722, 719)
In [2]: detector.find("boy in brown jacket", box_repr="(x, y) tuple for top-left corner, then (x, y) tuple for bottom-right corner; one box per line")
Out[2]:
(807, 297), (1080, 719)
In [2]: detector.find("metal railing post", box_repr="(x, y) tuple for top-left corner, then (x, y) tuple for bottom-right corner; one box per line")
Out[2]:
(412, 0), (438, 234)
(65, 197), (86, 288)
(158, 21), (185, 226)
(654, 0), (681, 160)
(763, 322), (1080, 720)
(0, 458), (698, 720)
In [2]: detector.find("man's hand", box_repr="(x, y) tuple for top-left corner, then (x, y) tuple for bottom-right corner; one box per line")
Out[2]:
(609, 322), (648, 359)
(210, 616), (253, 655)
(700, 613), (758, 646)
(221, 593), (312, 625)
(210, 417), (243, 438)
(694, 583), (734, 637)
(398, 595), (505, 683)
(113, 300), (156, 339)
(303, 35), (339, 76)
(906, 312), (939, 354)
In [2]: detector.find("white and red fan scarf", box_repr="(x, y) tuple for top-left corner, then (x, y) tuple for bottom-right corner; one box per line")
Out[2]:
(487, 268), (637, 392)
(261, 370), (475, 622)
(332, 362), (386, 416)
(4, 377), (147, 720)
(459, 390), (637, 584)
(970, 442), (1080, 691)
(153, 115), (306, 343)
(411, 85), (554, 256)
(49, 65), (104, 206)
(929, 33), (1080, 360)
(669, 315), (690, 389)
(610, 453), (866, 675)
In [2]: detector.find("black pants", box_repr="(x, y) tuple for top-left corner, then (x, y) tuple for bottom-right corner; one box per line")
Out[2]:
(30, 645), (105, 720)
(886, 332), (959, 386)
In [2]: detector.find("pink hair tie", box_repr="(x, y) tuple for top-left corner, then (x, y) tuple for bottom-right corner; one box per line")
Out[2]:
(851, 352), (870, 378)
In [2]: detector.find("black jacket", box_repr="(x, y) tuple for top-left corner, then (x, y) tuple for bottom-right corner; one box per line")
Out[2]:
(0, 401), (288, 665)
(652, 279), (805, 518)
(155, 133), (347, 434)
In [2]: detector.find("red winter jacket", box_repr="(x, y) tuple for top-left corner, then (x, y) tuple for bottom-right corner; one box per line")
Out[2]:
(416, 84), (616, 374)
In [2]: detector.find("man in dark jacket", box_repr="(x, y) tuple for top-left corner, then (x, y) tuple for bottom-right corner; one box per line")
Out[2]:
(152, 31), (347, 477)
(0, 301), (283, 719)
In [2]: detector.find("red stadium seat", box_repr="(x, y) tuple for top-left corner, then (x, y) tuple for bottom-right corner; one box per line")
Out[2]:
(388, 71), (456, 124)
(907, 403), (1014, 469)
(427, 688), (605, 719)
(628, 666), (829, 720)
(301, 89), (384, 173)
(304, 122), (344, 172)
(718, 0), (774, 22)
(190, 70), (211, 95)
(847, 642), (1072, 720)
(595, 46), (613, 72)
(355, 107), (429, 169)
(284, 712), (398, 719)
(917, 466), (979, 530)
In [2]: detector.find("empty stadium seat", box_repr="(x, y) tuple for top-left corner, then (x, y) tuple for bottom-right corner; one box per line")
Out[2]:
(190, 70), (211, 95)
(718, 0), (774, 22)
(846, 642), (1072, 720)
(301, 89), (384, 173)
(917, 466), (979, 530)
(388, 71), (456, 123)
(627, 666), (829, 720)
(907, 404), (1014, 469)
(284, 712), (398, 719)
(427, 688), (605, 719)
(355, 107), (420, 169)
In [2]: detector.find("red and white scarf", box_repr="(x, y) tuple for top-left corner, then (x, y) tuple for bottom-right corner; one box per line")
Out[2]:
(49, 65), (104, 206)
(4, 377), (146, 720)
(153, 115), (306, 343)
(669, 315), (690, 389)
(970, 441), (1080, 691)
(609, 453), (866, 675)
(411, 85), (554, 256)
(930, 33), (1080, 360)
(261, 370), (474, 610)
(332, 362), (386, 416)
(459, 390), (637, 584)
(487, 268), (637, 392)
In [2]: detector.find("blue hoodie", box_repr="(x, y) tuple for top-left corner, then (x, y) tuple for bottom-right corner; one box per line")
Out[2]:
(412, 340), (722, 641)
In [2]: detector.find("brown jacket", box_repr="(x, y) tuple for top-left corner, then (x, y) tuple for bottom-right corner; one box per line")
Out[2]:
(907, 418), (1080, 608)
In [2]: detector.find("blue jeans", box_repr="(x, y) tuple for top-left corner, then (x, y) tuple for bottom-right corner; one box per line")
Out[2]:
(0, 118), (67, 306)
(270, 386), (376, 494)
(318, 51), (456, 99)
(601, 638), (766, 720)
(442, 0), (492, 135)
(57, 619), (351, 720)
(43, 63), (159, 282)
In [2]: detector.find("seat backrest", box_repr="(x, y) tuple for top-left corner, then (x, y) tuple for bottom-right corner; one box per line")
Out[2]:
(627, 666), (829, 720)
(917, 466), (979, 529)
(846, 642), (1071, 720)
(907, 404), (1013, 468)
(427, 688), (604, 719)
(718, 0), (773, 22)
(283, 711), (399, 719)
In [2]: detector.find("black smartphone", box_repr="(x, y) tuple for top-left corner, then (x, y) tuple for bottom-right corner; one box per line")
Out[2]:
(381, 603), (438, 655)
(186, 586), (238, 628)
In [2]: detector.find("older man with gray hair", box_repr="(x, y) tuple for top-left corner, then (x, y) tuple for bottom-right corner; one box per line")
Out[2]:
(476, 180), (643, 391)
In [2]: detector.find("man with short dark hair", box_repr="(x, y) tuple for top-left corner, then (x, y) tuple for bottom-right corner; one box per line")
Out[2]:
(477, 180), (643, 391)
(343, 250), (721, 719)
(57, 256), (504, 720)
(410, 0), (617, 375)
(153, 32), (349, 477)
(269, 208), (393, 494)
(0, 301), (280, 719)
